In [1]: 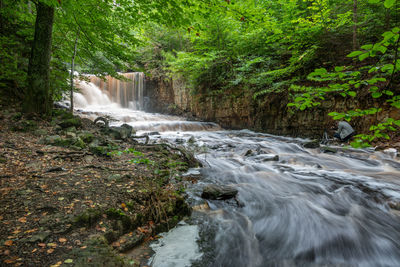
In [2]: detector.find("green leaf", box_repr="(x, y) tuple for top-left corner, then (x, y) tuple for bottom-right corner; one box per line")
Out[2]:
(334, 66), (344, 72)
(394, 120), (400, 127)
(372, 92), (382, 98)
(347, 91), (356, 97)
(368, 0), (380, 3)
(361, 44), (373, 50)
(64, 259), (74, 264)
(347, 51), (364, 57)
(393, 27), (400, 34)
(359, 53), (370, 61)
(383, 90), (394, 96)
(384, 0), (395, 8)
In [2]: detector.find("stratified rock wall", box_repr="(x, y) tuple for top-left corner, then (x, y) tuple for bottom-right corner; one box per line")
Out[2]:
(146, 76), (399, 138)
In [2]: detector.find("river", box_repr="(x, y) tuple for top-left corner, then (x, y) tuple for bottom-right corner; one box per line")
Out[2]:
(72, 77), (400, 267)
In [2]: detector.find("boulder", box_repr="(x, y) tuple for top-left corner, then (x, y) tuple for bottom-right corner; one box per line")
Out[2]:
(201, 184), (238, 200)
(107, 124), (134, 140)
(303, 140), (320, 149)
(262, 154), (279, 161)
(320, 146), (338, 154)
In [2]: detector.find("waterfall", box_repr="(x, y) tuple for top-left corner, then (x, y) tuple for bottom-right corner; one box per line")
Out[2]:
(77, 72), (146, 110)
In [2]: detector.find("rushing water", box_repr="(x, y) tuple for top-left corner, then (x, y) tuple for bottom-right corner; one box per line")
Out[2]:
(73, 79), (400, 267)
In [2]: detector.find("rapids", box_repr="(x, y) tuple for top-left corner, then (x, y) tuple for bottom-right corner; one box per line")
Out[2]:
(72, 77), (400, 267)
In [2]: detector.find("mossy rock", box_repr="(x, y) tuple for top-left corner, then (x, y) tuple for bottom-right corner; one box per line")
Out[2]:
(12, 112), (22, 121)
(11, 120), (38, 132)
(66, 235), (129, 267)
(65, 126), (77, 133)
(105, 208), (132, 231)
(34, 128), (48, 136)
(89, 145), (108, 156)
(59, 117), (82, 129)
(73, 208), (102, 227)
(78, 131), (95, 144)
(73, 137), (86, 149)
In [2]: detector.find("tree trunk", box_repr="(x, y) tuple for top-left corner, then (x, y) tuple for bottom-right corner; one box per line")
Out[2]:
(23, 2), (55, 116)
(352, 0), (359, 50)
(70, 33), (79, 113)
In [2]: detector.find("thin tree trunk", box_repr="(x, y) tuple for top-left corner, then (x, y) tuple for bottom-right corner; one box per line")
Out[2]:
(24, 2), (55, 116)
(352, 0), (359, 50)
(70, 32), (79, 113)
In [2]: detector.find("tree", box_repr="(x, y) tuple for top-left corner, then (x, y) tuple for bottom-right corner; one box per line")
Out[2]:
(23, 1), (55, 116)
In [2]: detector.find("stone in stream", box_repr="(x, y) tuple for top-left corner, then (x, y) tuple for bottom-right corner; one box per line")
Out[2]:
(320, 146), (338, 154)
(303, 140), (320, 149)
(201, 184), (238, 200)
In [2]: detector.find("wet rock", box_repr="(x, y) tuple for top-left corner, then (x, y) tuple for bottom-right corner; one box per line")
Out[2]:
(147, 131), (160, 136)
(262, 154), (279, 161)
(175, 138), (185, 144)
(303, 140), (320, 149)
(188, 136), (196, 144)
(244, 149), (254, 157)
(201, 184), (238, 200)
(108, 124), (134, 140)
(321, 146), (338, 154)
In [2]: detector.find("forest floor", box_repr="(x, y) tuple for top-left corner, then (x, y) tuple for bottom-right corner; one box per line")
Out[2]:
(0, 102), (199, 267)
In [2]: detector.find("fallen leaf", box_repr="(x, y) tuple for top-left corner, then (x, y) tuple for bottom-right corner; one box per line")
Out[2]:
(80, 246), (87, 249)
(18, 217), (27, 223)
(58, 238), (67, 243)
(12, 230), (21, 235)
(32, 248), (37, 253)
(4, 240), (13, 246)
(64, 259), (73, 264)
(4, 250), (10, 255)
(47, 243), (57, 247)
(47, 248), (54, 254)
(121, 203), (126, 208)
(38, 243), (46, 247)
(50, 261), (62, 267)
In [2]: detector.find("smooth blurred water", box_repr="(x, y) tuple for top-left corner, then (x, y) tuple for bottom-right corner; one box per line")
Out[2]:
(73, 81), (400, 267)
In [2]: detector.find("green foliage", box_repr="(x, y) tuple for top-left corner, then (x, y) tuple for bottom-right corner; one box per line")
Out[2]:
(108, 148), (155, 165)
(287, 11), (400, 147)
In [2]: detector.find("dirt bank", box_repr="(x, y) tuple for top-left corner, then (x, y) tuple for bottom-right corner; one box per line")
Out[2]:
(0, 103), (198, 266)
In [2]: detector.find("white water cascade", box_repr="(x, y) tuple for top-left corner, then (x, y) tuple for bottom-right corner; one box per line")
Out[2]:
(75, 72), (146, 110)
(71, 77), (400, 267)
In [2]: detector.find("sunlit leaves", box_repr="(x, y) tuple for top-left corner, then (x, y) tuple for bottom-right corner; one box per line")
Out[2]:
(384, 0), (396, 8)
